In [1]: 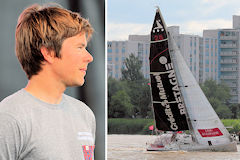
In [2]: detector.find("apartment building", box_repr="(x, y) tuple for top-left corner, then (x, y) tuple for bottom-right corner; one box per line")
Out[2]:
(107, 35), (150, 79)
(203, 15), (240, 103)
(169, 26), (218, 83)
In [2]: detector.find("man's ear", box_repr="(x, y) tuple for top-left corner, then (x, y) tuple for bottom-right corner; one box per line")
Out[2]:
(40, 46), (55, 64)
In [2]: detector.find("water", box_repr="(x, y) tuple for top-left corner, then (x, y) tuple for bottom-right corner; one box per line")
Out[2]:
(108, 135), (240, 160)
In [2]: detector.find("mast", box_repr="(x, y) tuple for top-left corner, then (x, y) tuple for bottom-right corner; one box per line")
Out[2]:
(168, 34), (197, 143)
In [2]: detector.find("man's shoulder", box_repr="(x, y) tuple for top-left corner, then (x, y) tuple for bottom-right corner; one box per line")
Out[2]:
(0, 89), (29, 121)
(63, 94), (95, 116)
(0, 89), (25, 108)
(63, 94), (87, 108)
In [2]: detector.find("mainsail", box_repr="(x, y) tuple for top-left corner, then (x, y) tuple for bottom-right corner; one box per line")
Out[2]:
(148, 7), (237, 152)
(169, 32), (232, 146)
(149, 7), (188, 131)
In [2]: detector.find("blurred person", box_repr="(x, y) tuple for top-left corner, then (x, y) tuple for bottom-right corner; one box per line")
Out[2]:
(0, 3), (96, 160)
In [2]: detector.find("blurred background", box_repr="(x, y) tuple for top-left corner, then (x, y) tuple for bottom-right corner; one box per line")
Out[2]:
(0, 0), (105, 159)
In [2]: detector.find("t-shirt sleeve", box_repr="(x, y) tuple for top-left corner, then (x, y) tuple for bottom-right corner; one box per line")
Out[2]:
(0, 113), (23, 160)
(92, 113), (96, 142)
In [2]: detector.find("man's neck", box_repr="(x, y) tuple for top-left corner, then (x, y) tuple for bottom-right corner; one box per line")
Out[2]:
(25, 74), (66, 104)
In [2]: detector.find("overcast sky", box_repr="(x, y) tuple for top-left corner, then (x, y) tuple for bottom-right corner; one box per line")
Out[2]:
(107, 0), (240, 41)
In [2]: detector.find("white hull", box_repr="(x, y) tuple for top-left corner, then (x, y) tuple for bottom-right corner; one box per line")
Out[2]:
(146, 141), (237, 152)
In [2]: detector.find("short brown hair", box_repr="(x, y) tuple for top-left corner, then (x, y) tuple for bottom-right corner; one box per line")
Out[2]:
(15, 4), (93, 79)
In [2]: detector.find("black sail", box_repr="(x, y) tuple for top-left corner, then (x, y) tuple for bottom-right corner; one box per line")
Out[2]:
(149, 8), (189, 131)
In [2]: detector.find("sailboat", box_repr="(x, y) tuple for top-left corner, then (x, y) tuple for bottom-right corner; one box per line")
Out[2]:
(147, 7), (237, 152)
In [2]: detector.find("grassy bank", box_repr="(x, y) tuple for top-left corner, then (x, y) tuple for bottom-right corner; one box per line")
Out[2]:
(108, 118), (154, 134)
(222, 119), (240, 133)
(108, 118), (240, 134)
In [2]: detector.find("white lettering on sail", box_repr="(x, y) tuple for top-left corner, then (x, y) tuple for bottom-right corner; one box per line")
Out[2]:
(153, 74), (178, 130)
(152, 61), (188, 130)
(155, 75), (167, 100)
(165, 63), (186, 115)
(161, 100), (178, 131)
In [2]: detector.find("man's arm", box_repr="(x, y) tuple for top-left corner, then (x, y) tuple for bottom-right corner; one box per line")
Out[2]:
(0, 113), (22, 160)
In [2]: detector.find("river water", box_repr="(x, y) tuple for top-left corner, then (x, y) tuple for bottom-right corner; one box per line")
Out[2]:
(108, 134), (240, 160)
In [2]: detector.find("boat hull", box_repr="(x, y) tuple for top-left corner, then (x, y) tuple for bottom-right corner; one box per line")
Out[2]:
(146, 141), (237, 152)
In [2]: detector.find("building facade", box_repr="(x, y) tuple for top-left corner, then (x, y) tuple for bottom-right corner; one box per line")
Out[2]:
(204, 29), (240, 104)
(108, 15), (240, 104)
(169, 26), (218, 83)
(107, 35), (150, 79)
(108, 29), (218, 84)
(203, 15), (240, 104)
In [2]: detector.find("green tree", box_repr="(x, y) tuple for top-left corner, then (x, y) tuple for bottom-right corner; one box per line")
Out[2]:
(126, 81), (151, 118)
(108, 90), (133, 118)
(215, 105), (232, 119)
(121, 53), (144, 82)
(208, 97), (222, 110)
(108, 77), (131, 118)
(201, 80), (230, 104)
(200, 80), (232, 118)
(121, 54), (151, 118)
(229, 104), (240, 119)
(108, 77), (121, 106)
(108, 54), (152, 118)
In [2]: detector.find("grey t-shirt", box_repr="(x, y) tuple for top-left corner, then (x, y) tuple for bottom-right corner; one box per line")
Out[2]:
(0, 89), (96, 160)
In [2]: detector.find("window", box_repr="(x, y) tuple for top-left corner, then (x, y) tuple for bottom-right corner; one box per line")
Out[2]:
(108, 48), (112, 53)
(206, 44), (209, 48)
(108, 42), (112, 53)
(107, 42), (112, 47)
(108, 56), (112, 62)
(115, 48), (119, 53)
(206, 60), (209, 64)
(122, 47), (125, 53)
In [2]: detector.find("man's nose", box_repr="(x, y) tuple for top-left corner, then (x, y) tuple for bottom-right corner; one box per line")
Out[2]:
(85, 50), (93, 63)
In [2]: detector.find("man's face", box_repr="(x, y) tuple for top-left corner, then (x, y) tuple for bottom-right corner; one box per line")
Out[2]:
(52, 32), (93, 87)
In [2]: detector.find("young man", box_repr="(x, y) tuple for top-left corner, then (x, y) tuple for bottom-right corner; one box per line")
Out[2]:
(0, 4), (95, 160)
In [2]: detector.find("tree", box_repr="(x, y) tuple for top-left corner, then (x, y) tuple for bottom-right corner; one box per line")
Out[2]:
(215, 105), (232, 119)
(121, 53), (144, 82)
(126, 81), (151, 118)
(108, 77), (121, 107)
(108, 77), (131, 118)
(108, 90), (133, 118)
(200, 80), (232, 118)
(201, 80), (230, 104)
(208, 97), (221, 110)
(121, 54), (152, 118)
(229, 104), (240, 119)
(108, 54), (152, 118)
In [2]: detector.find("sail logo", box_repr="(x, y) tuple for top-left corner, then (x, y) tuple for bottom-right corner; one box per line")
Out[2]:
(198, 128), (223, 137)
(159, 56), (167, 65)
(153, 20), (164, 33)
